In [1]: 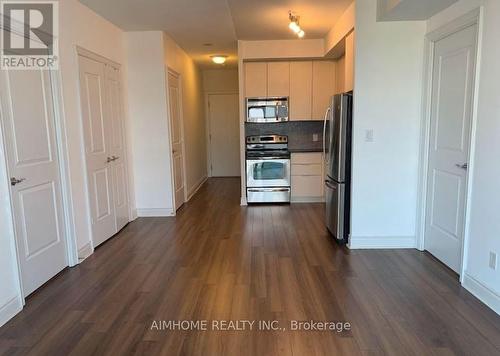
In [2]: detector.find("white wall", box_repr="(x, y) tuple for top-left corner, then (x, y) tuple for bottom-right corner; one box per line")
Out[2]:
(325, 2), (355, 56)
(164, 34), (207, 197)
(58, 0), (131, 253)
(427, 0), (500, 313)
(126, 31), (174, 216)
(350, 0), (426, 248)
(202, 69), (239, 93)
(126, 32), (206, 213)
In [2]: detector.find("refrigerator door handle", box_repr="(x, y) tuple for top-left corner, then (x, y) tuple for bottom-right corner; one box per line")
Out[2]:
(323, 107), (331, 165)
(325, 180), (336, 190)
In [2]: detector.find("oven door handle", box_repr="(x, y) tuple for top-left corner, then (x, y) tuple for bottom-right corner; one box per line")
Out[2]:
(246, 157), (289, 160)
(248, 188), (290, 193)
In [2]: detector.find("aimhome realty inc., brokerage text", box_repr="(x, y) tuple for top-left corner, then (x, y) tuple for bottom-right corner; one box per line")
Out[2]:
(151, 320), (352, 333)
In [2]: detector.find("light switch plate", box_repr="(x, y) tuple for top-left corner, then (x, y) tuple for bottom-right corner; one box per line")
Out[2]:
(365, 129), (374, 142)
(489, 252), (497, 270)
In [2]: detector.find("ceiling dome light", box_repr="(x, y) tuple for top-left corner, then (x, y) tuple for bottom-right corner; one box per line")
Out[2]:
(211, 55), (227, 64)
(298, 30), (305, 38)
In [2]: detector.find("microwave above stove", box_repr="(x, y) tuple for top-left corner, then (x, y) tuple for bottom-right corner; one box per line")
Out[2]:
(246, 97), (288, 123)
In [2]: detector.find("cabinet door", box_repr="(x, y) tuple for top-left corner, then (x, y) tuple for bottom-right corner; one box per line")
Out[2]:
(245, 62), (267, 98)
(312, 61), (335, 120)
(290, 61), (312, 120)
(292, 176), (324, 198)
(267, 61), (289, 97)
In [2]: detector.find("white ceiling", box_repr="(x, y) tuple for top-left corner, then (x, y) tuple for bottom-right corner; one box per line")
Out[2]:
(377, 0), (458, 21)
(79, 0), (353, 68)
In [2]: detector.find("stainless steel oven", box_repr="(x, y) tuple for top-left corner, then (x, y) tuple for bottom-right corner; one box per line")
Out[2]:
(246, 158), (291, 188)
(246, 97), (289, 123)
(246, 135), (291, 203)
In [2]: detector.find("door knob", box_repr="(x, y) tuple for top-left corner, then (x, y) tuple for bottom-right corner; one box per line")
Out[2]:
(106, 157), (113, 163)
(112, 155), (119, 161)
(455, 163), (468, 170)
(10, 177), (26, 186)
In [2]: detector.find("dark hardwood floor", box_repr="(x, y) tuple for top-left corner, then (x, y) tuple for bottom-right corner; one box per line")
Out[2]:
(1, 178), (500, 355)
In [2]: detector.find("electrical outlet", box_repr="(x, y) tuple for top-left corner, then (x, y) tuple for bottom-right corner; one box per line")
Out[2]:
(489, 252), (497, 270)
(312, 133), (319, 142)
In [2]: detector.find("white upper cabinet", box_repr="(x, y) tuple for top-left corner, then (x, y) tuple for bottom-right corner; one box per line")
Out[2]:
(245, 62), (267, 98)
(290, 61), (313, 121)
(243, 60), (336, 121)
(267, 61), (290, 97)
(312, 61), (335, 120)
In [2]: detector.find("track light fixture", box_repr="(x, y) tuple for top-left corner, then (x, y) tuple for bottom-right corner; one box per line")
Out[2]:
(289, 11), (305, 38)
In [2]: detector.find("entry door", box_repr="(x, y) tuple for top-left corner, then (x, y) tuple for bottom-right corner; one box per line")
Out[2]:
(78, 55), (116, 246)
(106, 65), (129, 231)
(167, 72), (185, 210)
(208, 93), (240, 177)
(425, 25), (477, 273)
(0, 68), (67, 296)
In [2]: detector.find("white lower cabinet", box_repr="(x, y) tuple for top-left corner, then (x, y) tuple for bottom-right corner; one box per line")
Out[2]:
(291, 152), (325, 202)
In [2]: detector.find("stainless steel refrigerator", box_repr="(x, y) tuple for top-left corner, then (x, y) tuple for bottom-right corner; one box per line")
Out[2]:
(323, 92), (353, 244)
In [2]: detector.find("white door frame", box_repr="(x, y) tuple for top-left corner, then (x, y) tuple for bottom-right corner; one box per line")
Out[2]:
(0, 26), (78, 303)
(166, 68), (188, 211)
(76, 46), (131, 252)
(416, 8), (483, 282)
(205, 91), (239, 178)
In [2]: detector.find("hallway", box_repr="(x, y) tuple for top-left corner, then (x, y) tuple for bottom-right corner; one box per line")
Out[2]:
(1, 178), (499, 355)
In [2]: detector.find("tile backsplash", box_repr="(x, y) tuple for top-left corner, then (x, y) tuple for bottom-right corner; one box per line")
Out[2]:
(245, 121), (324, 152)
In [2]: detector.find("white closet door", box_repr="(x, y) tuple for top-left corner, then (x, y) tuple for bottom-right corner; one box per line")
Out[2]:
(78, 55), (116, 247)
(0, 67), (67, 296)
(106, 65), (129, 231)
(425, 25), (477, 273)
(167, 72), (185, 210)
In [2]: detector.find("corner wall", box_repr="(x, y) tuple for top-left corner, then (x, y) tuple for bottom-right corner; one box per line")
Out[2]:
(163, 34), (207, 197)
(126, 31), (174, 216)
(350, 0), (426, 248)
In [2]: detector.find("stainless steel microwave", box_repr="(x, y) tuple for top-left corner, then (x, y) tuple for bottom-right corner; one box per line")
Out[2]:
(246, 97), (289, 123)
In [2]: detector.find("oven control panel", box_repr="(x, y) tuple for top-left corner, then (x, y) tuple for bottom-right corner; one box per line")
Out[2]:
(246, 135), (288, 144)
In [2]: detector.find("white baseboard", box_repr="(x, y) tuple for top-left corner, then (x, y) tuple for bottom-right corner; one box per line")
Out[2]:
(187, 176), (207, 202)
(348, 235), (416, 249)
(136, 208), (175, 217)
(77, 242), (93, 261)
(240, 196), (247, 206)
(0, 296), (23, 327)
(462, 273), (500, 315)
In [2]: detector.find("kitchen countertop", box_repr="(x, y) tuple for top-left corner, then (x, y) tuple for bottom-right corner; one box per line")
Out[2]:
(288, 146), (323, 153)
